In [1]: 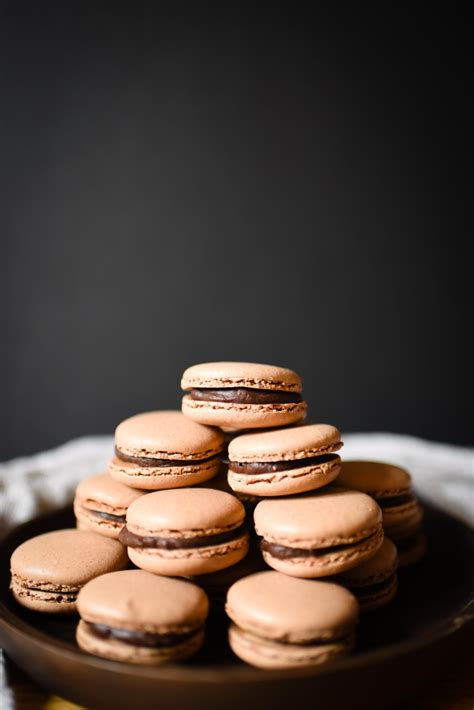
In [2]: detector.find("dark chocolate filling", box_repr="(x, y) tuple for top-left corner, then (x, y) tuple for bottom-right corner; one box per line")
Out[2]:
(119, 522), (247, 549)
(115, 446), (219, 468)
(377, 494), (414, 509)
(349, 573), (397, 597)
(87, 622), (202, 648)
(229, 453), (339, 475)
(89, 509), (127, 523)
(188, 388), (303, 404)
(260, 530), (380, 559)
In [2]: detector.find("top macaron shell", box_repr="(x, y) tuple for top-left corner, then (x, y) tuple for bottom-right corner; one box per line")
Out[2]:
(337, 461), (412, 497)
(109, 411), (224, 490)
(227, 424), (343, 496)
(181, 362), (307, 429)
(74, 473), (146, 538)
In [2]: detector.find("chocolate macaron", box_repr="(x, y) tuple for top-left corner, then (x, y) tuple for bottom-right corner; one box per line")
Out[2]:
(226, 571), (358, 669)
(77, 570), (209, 664)
(335, 538), (399, 611)
(10, 530), (128, 613)
(181, 362), (307, 429)
(120, 488), (249, 576)
(74, 473), (146, 539)
(337, 461), (425, 566)
(228, 424), (342, 497)
(109, 411), (224, 490)
(254, 487), (383, 577)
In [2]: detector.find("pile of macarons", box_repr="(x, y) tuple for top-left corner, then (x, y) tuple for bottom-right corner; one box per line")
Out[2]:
(10, 361), (426, 670)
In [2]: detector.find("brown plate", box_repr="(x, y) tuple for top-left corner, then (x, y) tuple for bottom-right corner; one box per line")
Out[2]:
(0, 503), (473, 710)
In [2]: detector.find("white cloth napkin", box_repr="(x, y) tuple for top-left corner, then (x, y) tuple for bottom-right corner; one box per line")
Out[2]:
(1, 433), (473, 708)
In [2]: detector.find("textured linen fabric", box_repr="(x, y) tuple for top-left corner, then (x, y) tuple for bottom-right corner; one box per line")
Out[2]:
(0, 433), (472, 707)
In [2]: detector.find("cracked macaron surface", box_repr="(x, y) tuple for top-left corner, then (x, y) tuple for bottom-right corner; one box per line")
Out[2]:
(10, 529), (128, 613)
(120, 487), (249, 576)
(228, 423), (342, 497)
(181, 361), (307, 429)
(109, 410), (225, 490)
(254, 486), (384, 578)
(77, 570), (209, 664)
(226, 571), (358, 668)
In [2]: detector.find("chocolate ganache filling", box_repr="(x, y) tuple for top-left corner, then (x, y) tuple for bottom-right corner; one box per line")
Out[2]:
(119, 522), (246, 549)
(229, 453), (339, 475)
(377, 494), (414, 509)
(350, 574), (397, 598)
(115, 446), (219, 467)
(87, 622), (202, 648)
(260, 529), (380, 559)
(189, 388), (302, 405)
(89, 509), (127, 523)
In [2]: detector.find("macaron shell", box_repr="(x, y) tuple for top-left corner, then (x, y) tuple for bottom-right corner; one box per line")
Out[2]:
(228, 624), (353, 669)
(181, 362), (302, 392)
(182, 395), (308, 429)
(10, 581), (78, 614)
(337, 461), (412, 497)
(228, 424), (342, 462)
(108, 456), (221, 490)
(382, 499), (424, 540)
(77, 620), (204, 664)
(115, 410), (224, 460)
(254, 487), (382, 548)
(74, 502), (124, 539)
(227, 457), (341, 497)
(226, 572), (358, 643)
(74, 473), (146, 510)
(336, 538), (398, 587)
(261, 526), (384, 578)
(77, 570), (208, 632)
(127, 534), (249, 577)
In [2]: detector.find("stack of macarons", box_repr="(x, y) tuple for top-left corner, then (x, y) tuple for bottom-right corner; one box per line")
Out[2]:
(9, 360), (426, 671)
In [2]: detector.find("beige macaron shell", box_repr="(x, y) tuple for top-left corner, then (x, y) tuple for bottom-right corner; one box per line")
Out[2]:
(227, 456), (341, 497)
(108, 456), (221, 490)
(77, 570), (208, 633)
(228, 624), (353, 669)
(226, 572), (358, 643)
(182, 396), (307, 429)
(115, 410), (224, 460)
(254, 487), (382, 548)
(229, 424), (342, 462)
(181, 362), (302, 392)
(337, 461), (412, 497)
(382, 498), (424, 539)
(336, 538), (398, 587)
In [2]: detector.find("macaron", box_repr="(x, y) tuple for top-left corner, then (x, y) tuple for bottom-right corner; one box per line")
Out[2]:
(334, 538), (399, 611)
(337, 461), (424, 564)
(181, 361), (307, 429)
(120, 488), (249, 576)
(108, 410), (225, 490)
(10, 530), (128, 613)
(254, 487), (384, 578)
(228, 424), (342, 497)
(226, 571), (358, 669)
(77, 570), (209, 664)
(74, 473), (146, 539)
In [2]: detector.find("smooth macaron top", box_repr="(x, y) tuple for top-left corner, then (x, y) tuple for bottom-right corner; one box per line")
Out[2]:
(126, 488), (246, 536)
(181, 362), (302, 392)
(254, 487), (382, 547)
(228, 424), (342, 462)
(337, 538), (398, 586)
(75, 473), (146, 508)
(226, 571), (358, 643)
(337, 461), (412, 497)
(115, 410), (224, 460)
(77, 570), (209, 633)
(10, 530), (127, 586)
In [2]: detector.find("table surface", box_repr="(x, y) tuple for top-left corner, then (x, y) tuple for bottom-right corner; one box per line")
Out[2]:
(4, 630), (474, 710)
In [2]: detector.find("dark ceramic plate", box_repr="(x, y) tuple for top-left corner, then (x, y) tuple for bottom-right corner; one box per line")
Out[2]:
(0, 504), (473, 710)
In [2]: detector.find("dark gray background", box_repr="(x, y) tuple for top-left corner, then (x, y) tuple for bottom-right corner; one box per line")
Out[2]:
(1, 4), (471, 459)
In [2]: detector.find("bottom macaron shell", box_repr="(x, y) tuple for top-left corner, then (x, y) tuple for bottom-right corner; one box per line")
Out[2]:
(261, 527), (384, 579)
(228, 624), (353, 669)
(76, 620), (204, 664)
(108, 457), (221, 491)
(354, 574), (398, 612)
(127, 535), (250, 577)
(227, 459), (341, 498)
(11, 578), (78, 614)
(182, 396), (307, 429)
(74, 505), (123, 539)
